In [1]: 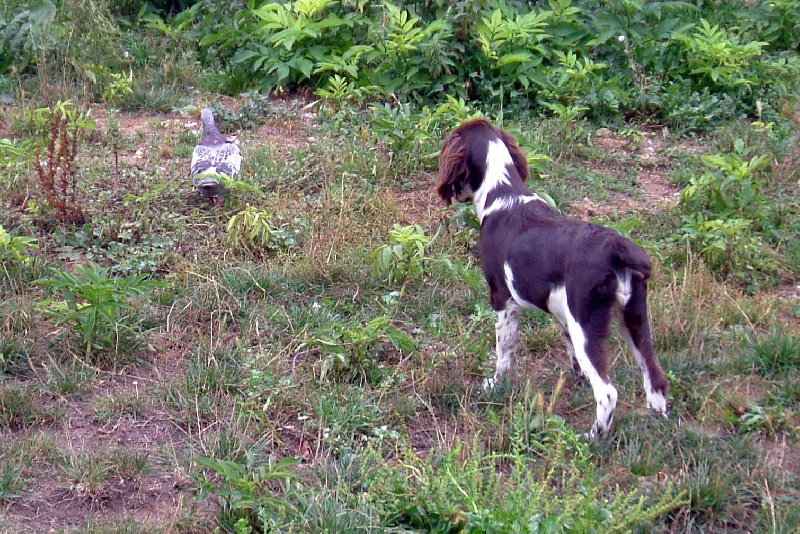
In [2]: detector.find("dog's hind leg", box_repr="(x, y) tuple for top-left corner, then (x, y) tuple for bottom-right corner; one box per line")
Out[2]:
(549, 286), (618, 438)
(559, 323), (587, 384)
(621, 278), (669, 415)
(484, 302), (520, 391)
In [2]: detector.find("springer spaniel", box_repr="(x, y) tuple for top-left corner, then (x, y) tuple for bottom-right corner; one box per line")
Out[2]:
(437, 118), (669, 437)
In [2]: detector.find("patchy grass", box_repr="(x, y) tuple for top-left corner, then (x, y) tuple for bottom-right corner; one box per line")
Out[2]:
(0, 98), (798, 532)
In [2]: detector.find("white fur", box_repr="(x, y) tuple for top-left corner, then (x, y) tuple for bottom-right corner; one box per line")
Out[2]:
(547, 285), (619, 437)
(615, 269), (632, 307)
(474, 140), (546, 222)
(473, 140), (513, 220)
(481, 194), (545, 222)
(621, 325), (668, 414)
(484, 303), (521, 391)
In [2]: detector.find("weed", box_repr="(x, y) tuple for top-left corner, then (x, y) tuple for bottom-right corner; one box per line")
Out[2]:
(303, 315), (415, 385)
(0, 337), (33, 377)
(40, 358), (97, 397)
(674, 19), (768, 92)
(227, 206), (306, 256)
(374, 436), (686, 532)
(93, 393), (147, 425)
(0, 464), (21, 503)
(35, 262), (165, 362)
(678, 138), (787, 287)
(60, 449), (113, 500)
(370, 223), (432, 285)
(33, 101), (95, 225)
(160, 347), (246, 431)
(0, 224), (38, 265)
(725, 402), (794, 439)
(102, 70), (134, 107)
(193, 452), (301, 532)
(746, 329), (800, 378)
(0, 383), (48, 429)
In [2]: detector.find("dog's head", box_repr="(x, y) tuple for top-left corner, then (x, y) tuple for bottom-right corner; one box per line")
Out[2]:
(437, 118), (530, 205)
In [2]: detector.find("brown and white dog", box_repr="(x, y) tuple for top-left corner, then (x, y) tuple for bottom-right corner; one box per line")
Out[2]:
(437, 118), (669, 437)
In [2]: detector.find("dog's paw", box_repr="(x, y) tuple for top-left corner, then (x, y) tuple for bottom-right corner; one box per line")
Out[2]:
(646, 391), (669, 415)
(483, 376), (498, 392)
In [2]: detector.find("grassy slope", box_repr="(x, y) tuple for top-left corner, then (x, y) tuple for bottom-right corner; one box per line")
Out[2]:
(0, 100), (798, 532)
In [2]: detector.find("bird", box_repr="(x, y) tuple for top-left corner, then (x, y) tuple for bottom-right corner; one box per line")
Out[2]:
(190, 108), (242, 206)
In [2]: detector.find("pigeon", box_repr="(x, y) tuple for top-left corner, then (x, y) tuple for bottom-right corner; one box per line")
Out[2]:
(190, 108), (242, 206)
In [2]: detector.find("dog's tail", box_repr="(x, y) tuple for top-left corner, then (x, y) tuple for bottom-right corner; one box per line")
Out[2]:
(612, 239), (652, 280)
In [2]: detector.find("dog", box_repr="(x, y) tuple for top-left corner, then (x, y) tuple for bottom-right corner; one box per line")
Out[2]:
(437, 118), (669, 437)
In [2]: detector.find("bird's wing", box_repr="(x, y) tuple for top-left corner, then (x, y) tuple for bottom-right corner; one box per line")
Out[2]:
(191, 143), (241, 178)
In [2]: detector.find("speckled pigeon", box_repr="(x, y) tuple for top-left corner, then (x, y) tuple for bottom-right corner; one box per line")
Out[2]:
(190, 108), (241, 206)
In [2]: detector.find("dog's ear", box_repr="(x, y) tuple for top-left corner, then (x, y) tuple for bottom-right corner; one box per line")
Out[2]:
(500, 129), (530, 182)
(437, 130), (467, 205)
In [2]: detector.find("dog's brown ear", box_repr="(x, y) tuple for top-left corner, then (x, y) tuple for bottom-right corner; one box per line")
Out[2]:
(500, 128), (530, 182)
(437, 130), (467, 205)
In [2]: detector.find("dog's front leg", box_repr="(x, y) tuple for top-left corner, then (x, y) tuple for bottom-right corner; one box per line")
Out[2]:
(484, 305), (520, 391)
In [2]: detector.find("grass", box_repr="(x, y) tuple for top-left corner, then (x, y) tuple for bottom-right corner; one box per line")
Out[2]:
(0, 95), (798, 532)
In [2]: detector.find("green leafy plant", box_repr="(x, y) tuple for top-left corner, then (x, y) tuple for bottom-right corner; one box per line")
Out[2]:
(681, 139), (771, 218)
(193, 452), (301, 532)
(0, 225), (38, 265)
(315, 73), (379, 108)
(304, 315), (416, 384)
(0, 383), (48, 429)
(726, 402), (793, 438)
(679, 139), (783, 285)
(35, 262), (165, 360)
(370, 224), (432, 285)
(227, 207), (306, 255)
(101, 70), (134, 106)
(0, 0), (56, 75)
(674, 19), (768, 91)
(236, 0), (362, 93)
(373, 432), (687, 532)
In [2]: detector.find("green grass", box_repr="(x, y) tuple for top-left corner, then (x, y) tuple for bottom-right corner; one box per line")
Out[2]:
(0, 88), (798, 533)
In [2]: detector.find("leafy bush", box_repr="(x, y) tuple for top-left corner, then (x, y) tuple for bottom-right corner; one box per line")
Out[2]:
(678, 138), (787, 286)
(0, 0), (56, 76)
(177, 0), (800, 131)
(303, 315), (416, 385)
(227, 206), (306, 256)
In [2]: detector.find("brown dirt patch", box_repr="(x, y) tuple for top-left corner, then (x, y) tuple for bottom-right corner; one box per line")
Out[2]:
(5, 350), (201, 533)
(572, 130), (683, 218)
